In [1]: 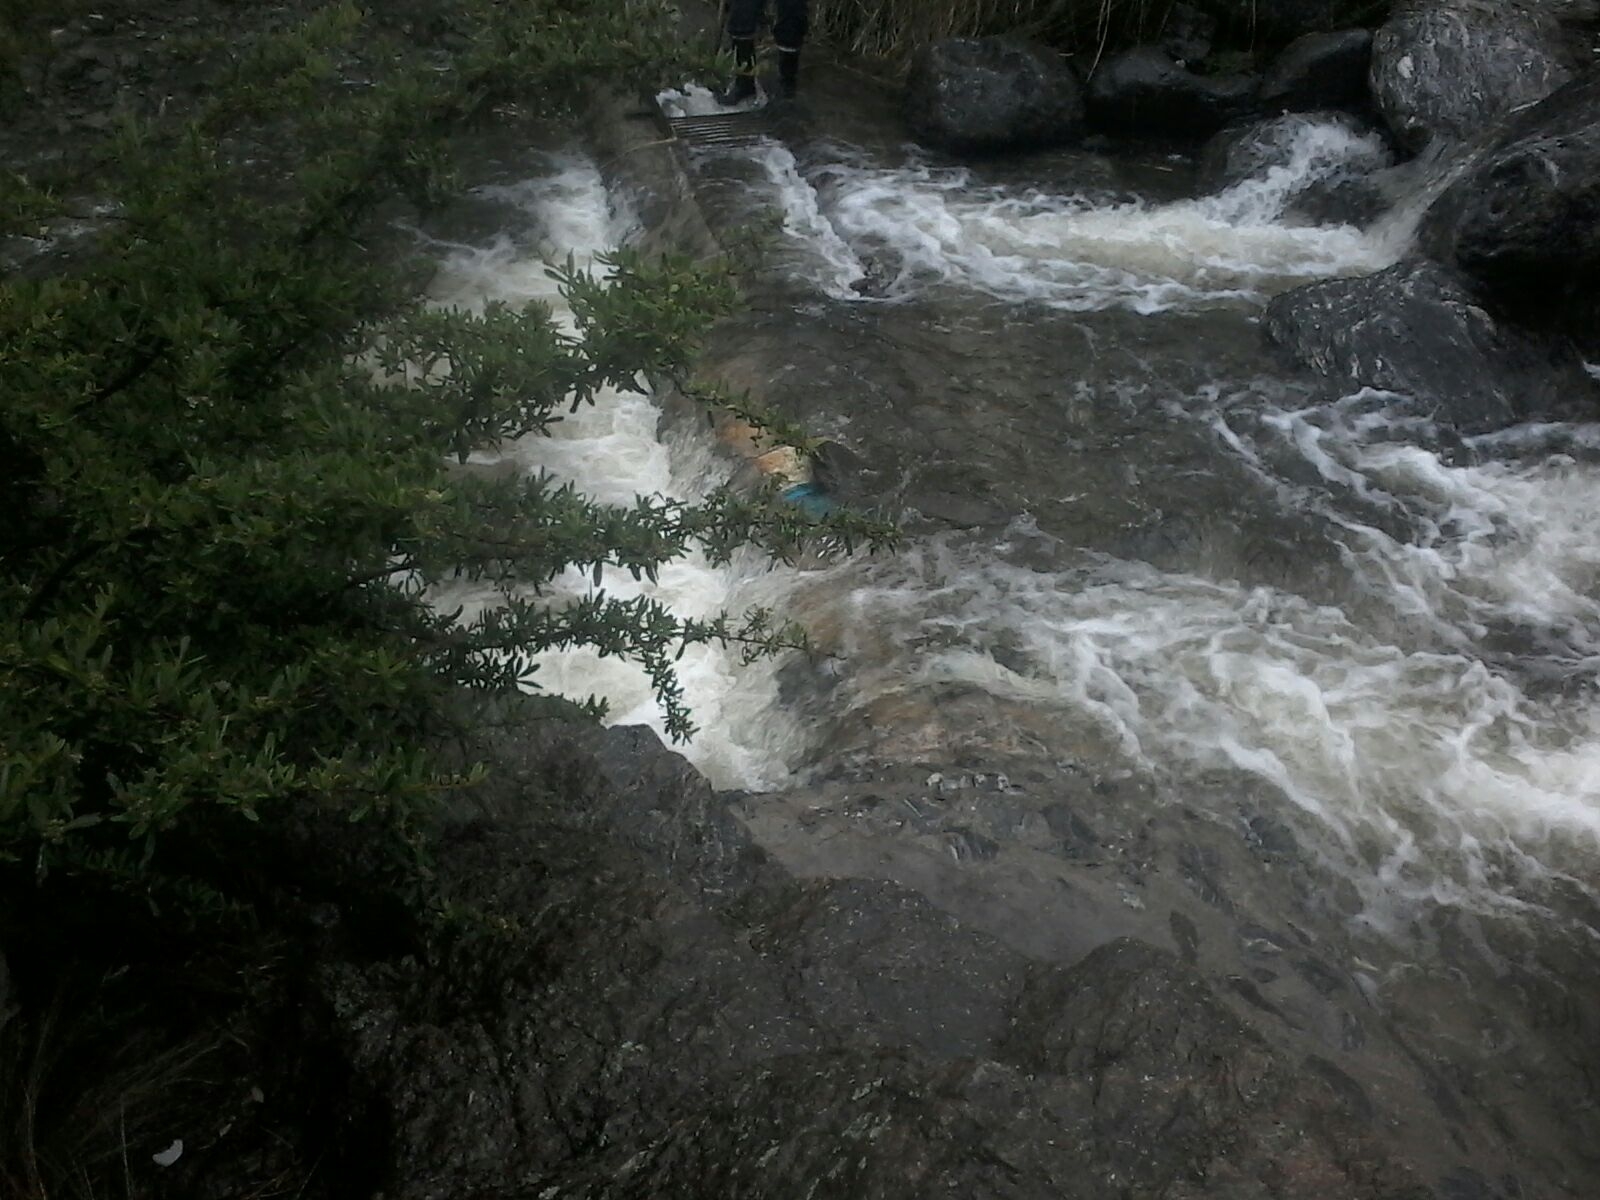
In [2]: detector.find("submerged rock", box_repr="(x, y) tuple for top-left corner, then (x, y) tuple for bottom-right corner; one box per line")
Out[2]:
(902, 37), (1085, 155)
(1199, 110), (1394, 225)
(1260, 28), (1375, 112)
(1369, 1), (1571, 152)
(1420, 71), (1600, 321)
(1086, 45), (1259, 139)
(1263, 258), (1592, 431)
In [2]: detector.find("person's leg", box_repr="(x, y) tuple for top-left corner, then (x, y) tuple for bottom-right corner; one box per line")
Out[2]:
(725, 0), (764, 41)
(772, 0), (807, 97)
(716, 0), (762, 104)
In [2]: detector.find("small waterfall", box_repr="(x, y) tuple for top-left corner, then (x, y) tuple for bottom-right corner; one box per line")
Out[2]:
(419, 155), (809, 790)
(798, 114), (1409, 311)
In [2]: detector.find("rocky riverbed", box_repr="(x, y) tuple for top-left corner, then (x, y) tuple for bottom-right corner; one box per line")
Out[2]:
(7, 1), (1600, 1197)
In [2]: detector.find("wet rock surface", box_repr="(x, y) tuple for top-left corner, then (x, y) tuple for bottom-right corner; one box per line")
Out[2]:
(1086, 46), (1260, 139)
(902, 37), (1086, 155)
(1419, 71), (1600, 322)
(1262, 258), (1599, 431)
(1369, 1), (1572, 152)
(309, 711), (1442, 1199)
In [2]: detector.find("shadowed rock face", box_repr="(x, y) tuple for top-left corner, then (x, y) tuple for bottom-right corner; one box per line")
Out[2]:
(1262, 259), (1597, 431)
(1087, 46), (1259, 138)
(310, 715), (1434, 1200)
(1369, 1), (1571, 152)
(1261, 28), (1376, 112)
(902, 38), (1086, 156)
(1420, 72), (1600, 319)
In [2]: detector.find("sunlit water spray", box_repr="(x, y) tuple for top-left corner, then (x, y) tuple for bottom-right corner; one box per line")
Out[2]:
(420, 156), (804, 789)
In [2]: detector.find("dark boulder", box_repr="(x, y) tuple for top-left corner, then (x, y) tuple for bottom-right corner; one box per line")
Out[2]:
(1369, 1), (1571, 152)
(1419, 71), (1600, 320)
(1086, 45), (1258, 139)
(1263, 258), (1595, 431)
(903, 37), (1085, 155)
(1261, 28), (1375, 112)
(1159, 1), (1218, 63)
(1200, 110), (1394, 225)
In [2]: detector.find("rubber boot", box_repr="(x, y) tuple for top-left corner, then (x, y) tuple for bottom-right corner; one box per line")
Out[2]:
(776, 47), (800, 99)
(716, 37), (757, 105)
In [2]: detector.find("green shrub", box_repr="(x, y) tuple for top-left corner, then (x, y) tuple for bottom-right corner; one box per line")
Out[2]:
(0, 0), (891, 911)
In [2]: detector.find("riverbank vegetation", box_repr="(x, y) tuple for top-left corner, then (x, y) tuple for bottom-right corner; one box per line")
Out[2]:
(809, 0), (1394, 61)
(0, 2), (892, 1194)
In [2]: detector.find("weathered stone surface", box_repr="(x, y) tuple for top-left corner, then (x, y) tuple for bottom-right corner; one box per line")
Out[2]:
(903, 37), (1085, 155)
(1261, 28), (1375, 111)
(1262, 258), (1593, 431)
(1199, 111), (1394, 225)
(1419, 71), (1600, 317)
(305, 715), (1436, 1200)
(1369, 1), (1571, 152)
(1086, 45), (1258, 139)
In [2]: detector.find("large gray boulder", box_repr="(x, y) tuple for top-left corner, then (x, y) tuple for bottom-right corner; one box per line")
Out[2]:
(1263, 259), (1595, 431)
(1369, 1), (1572, 152)
(1420, 71), (1600, 316)
(1261, 28), (1376, 112)
(903, 37), (1085, 155)
(1086, 45), (1258, 138)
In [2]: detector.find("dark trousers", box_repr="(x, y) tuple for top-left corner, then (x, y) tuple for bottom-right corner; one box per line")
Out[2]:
(726, 0), (807, 49)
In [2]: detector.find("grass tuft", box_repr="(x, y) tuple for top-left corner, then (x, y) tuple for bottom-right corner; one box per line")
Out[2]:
(808, 0), (1180, 65)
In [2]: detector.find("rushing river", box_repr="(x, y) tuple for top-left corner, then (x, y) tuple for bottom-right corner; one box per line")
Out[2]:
(421, 96), (1600, 937)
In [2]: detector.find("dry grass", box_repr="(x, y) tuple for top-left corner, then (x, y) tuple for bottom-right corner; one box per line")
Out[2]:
(808, 0), (1179, 64)
(0, 991), (223, 1200)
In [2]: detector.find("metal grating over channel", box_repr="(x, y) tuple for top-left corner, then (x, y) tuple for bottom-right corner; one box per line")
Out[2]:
(664, 111), (771, 148)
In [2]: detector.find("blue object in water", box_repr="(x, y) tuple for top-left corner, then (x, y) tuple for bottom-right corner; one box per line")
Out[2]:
(779, 482), (836, 517)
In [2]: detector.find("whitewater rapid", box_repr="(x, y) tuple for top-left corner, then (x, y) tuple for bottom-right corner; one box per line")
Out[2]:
(419, 115), (1600, 922)
(420, 157), (803, 790)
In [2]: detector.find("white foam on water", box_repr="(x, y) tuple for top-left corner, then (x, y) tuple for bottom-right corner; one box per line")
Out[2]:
(1219, 397), (1600, 667)
(804, 526), (1600, 922)
(800, 117), (1411, 312)
(658, 83), (763, 117)
(746, 140), (869, 297)
(422, 154), (804, 790)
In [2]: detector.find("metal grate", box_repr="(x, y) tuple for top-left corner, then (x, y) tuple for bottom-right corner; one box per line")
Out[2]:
(664, 111), (771, 148)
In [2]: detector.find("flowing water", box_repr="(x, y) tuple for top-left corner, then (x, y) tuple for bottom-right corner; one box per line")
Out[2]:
(418, 159), (799, 790)
(423, 102), (1600, 938)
